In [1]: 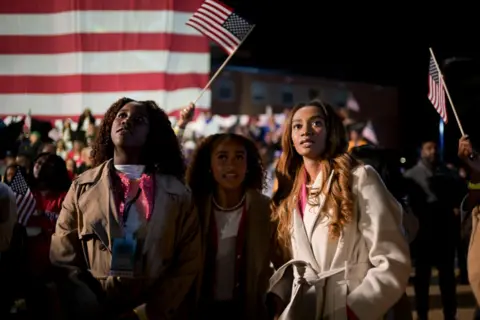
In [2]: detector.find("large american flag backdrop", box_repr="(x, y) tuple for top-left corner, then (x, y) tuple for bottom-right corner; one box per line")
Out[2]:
(0, 0), (211, 121)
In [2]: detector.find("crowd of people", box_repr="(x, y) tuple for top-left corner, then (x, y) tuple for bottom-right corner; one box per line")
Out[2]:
(0, 97), (479, 320)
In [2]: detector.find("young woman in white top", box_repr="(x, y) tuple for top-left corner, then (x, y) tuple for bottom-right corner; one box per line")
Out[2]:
(187, 133), (286, 319)
(269, 100), (411, 320)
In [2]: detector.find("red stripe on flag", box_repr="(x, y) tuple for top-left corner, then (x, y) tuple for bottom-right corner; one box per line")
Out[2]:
(0, 34), (209, 54)
(0, 0), (201, 14)
(0, 73), (209, 94)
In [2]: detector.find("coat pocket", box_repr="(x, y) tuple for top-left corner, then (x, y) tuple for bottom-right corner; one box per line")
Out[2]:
(79, 230), (110, 276)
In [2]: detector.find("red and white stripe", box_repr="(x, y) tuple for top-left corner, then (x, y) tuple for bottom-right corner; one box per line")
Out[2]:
(428, 74), (447, 123)
(0, 0), (211, 120)
(186, 0), (239, 54)
(16, 189), (37, 226)
(427, 54), (448, 123)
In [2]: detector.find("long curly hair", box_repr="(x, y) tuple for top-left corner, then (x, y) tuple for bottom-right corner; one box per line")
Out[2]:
(186, 133), (265, 204)
(91, 97), (185, 181)
(271, 100), (358, 251)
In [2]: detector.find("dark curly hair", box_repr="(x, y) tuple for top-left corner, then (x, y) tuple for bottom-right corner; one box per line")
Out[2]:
(34, 152), (71, 192)
(91, 97), (185, 181)
(186, 133), (265, 203)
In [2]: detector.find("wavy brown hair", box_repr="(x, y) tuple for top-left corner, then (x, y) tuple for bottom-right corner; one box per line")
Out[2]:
(271, 100), (358, 250)
(186, 133), (265, 204)
(91, 97), (185, 182)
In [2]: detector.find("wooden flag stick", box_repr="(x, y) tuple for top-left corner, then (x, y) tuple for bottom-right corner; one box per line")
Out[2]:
(193, 25), (256, 105)
(429, 47), (465, 136)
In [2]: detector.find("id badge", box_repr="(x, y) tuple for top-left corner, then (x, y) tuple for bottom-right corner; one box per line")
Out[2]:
(110, 236), (137, 277)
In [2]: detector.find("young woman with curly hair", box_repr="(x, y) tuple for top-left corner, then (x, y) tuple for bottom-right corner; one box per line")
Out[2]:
(268, 100), (411, 320)
(186, 133), (286, 320)
(50, 98), (201, 320)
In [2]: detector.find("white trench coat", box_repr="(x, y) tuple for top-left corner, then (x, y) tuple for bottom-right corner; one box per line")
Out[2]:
(269, 165), (411, 320)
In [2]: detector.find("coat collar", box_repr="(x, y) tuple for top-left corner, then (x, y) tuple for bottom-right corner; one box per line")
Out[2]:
(76, 159), (187, 196)
(76, 159), (189, 250)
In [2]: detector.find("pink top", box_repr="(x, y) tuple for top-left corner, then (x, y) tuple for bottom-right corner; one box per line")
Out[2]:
(116, 172), (155, 222)
(298, 170), (308, 218)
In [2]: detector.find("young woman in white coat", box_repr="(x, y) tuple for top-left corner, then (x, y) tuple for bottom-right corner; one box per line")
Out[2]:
(268, 100), (411, 320)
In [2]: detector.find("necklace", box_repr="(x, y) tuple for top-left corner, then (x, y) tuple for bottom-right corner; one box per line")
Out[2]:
(212, 194), (246, 211)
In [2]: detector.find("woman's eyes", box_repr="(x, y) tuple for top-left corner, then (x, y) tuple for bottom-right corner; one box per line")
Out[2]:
(292, 121), (323, 130)
(116, 113), (147, 123)
(217, 155), (244, 160)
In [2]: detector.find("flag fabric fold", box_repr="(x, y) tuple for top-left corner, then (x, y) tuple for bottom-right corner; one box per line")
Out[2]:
(428, 54), (448, 123)
(9, 168), (36, 226)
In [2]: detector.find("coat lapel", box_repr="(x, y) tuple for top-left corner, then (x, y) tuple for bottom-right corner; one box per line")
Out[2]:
(200, 195), (213, 241)
(245, 191), (271, 278)
(143, 174), (177, 255)
(76, 160), (122, 251)
(293, 205), (321, 271)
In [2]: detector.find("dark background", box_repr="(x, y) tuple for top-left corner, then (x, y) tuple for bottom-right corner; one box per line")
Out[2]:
(212, 1), (480, 165)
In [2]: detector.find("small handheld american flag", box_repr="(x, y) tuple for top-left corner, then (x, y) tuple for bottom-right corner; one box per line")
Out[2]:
(10, 168), (37, 226)
(428, 53), (448, 123)
(187, 0), (255, 55)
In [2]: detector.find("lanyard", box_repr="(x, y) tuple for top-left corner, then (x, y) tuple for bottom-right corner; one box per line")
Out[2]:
(123, 187), (142, 227)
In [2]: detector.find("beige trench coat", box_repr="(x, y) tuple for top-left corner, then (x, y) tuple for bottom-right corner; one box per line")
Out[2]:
(269, 165), (411, 320)
(50, 160), (201, 319)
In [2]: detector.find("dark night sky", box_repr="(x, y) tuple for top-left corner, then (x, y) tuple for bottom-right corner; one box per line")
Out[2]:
(218, 0), (480, 163)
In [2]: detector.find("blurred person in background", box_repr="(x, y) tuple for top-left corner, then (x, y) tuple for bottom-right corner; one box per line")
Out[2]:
(458, 136), (480, 317)
(0, 181), (19, 318)
(62, 119), (74, 149)
(23, 153), (71, 318)
(0, 181), (17, 255)
(67, 139), (85, 167)
(77, 108), (96, 133)
(56, 139), (68, 159)
(15, 153), (33, 186)
(347, 123), (368, 151)
(18, 131), (42, 159)
(77, 147), (93, 174)
(404, 140), (465, 320)
(65, 158), (76, 179)
(86, 122), (97, 146)
(0, 151), (15, 178)
(2, 164), (17, 184)
(41, 143), (56, 154)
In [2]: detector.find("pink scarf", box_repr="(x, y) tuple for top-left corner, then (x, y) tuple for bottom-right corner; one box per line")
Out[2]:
(115, 172), (155, 222)
(298, 170), (308, 218)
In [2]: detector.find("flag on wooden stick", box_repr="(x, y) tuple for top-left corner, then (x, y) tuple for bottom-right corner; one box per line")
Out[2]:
(187, 0), (255, 55)
(186, 0), (255, 104)
(9, 168), (36, 226)
(428, 53), (448, 123)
